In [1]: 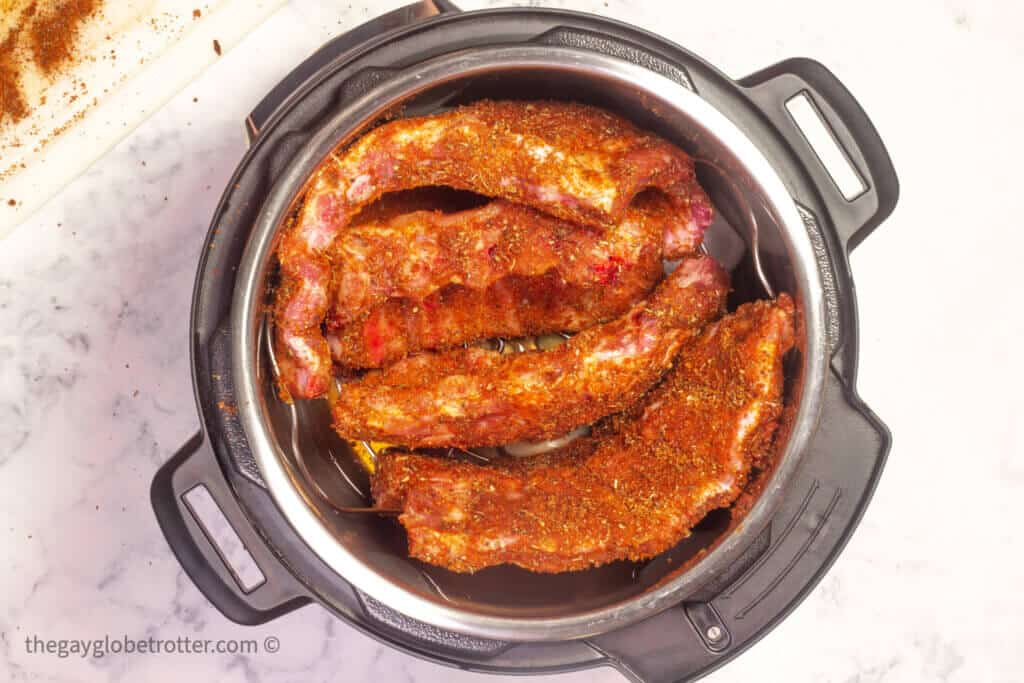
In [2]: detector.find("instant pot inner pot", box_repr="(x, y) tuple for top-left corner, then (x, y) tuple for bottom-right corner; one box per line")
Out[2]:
(256, 67), (804, 619)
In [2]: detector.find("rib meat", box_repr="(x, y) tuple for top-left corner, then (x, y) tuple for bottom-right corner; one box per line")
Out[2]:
(325, 192), (690, 367)
(330, 255), (729, 448)
(371, 295), (795, 573)
(274, 100), (714, 398)
(327, 270), (653, 369)
(328, 193), (690, 331)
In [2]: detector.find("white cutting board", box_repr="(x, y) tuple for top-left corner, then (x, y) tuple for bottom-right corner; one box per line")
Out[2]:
(0, 0), (286, 239)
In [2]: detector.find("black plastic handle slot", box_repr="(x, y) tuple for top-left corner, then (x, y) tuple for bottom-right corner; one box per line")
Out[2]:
(181, 483), (267, 592)
(151, 433), (311, 625)
(740, 58), (899, 251)
(784, 92), (867, 201)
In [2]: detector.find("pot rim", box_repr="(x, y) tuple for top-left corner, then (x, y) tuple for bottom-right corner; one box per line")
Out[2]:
(231, 44), (827, 642)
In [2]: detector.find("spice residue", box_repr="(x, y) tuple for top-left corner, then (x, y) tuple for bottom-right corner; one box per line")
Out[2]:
(212, 38), (221, 56)
(29, 0), (101, 74)
(0, 0), (105, 125)
(0, 58), (29, 121)
(217, 400), (237, 416)
(0, 12), (32, 124)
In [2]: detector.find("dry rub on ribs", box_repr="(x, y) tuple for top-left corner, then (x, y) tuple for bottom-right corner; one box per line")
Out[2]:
(325, 193), (696, 368)
(330, 255), (729, 448)
(326, 269), (658, 370)
(274, 100), (713, 398)
(371, 295), (795, 573)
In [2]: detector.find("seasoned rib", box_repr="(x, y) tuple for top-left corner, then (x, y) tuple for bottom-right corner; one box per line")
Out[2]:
(327, 193), (684, 331)
(330, 255), (729, 448)
(326, 270), (652, 369)
(372, 295), (796, 573)
(326, 191), (697, 367)
(274, 100), (714, 398)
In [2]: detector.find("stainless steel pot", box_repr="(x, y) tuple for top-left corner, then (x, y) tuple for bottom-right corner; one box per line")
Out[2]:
(152, 5), (897, 680)
(234, 46), (826, 641)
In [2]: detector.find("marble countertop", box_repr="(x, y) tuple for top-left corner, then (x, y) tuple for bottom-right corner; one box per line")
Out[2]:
(2, 1), (1022, 681)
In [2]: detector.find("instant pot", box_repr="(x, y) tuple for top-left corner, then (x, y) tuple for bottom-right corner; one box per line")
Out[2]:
(151, 2), (898, 681)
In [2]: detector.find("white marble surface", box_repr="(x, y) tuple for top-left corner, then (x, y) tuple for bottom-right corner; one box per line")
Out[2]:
(1, 1), (1022, 681)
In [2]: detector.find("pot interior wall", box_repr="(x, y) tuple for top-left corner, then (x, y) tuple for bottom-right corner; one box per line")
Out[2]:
(257, 67), (804, 619)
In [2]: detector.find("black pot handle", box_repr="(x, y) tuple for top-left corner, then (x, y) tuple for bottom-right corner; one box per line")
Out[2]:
(246, 0), (461, 140)
(151, 432), (311, 625)
(739, 58), (899, 251)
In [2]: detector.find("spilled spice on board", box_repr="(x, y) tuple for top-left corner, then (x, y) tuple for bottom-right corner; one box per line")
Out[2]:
(0, 56), (30, 124)
(0, 0), (104, 125)
(0, 9), (32, 124)
(29, 0), (101, 74)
